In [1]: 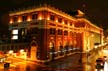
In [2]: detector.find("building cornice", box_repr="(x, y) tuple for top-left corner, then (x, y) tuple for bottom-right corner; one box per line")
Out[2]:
(77, 18), (103, 31)
(9, 5), (76, 21)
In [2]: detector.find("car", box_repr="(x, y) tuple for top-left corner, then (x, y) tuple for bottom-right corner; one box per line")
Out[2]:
(95, 58), (105, 69)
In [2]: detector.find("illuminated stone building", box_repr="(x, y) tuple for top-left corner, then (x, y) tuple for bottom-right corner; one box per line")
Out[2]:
(8, 5), (103, 62)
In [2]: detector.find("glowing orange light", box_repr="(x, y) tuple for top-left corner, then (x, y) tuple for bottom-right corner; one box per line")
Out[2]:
(62, 21), (64, 24)
(39, 16), (42, 20)
(47, 17), (50, 20)
(10, 21), (13, 24)
(9, 18), (13, 24)
(91, 34), (94, 37)
(10, 20), (13, 24)
(27, 18), (31, 21)
(18, 17), (22, 23)
(72, 24), (74, 28)
(56, 20), (58, 22)
(18, 19), (21, 23)
(50, 37), (54, 39)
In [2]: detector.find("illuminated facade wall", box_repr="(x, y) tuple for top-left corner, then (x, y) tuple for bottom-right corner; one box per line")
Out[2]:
(8, 5), (103, 61)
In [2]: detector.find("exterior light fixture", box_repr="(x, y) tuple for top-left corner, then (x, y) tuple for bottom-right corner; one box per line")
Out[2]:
(39, 16), (42, 20)
(8, 50), (13, 54)
(20, 49), (24, 53)
(10, 20), (13, 24)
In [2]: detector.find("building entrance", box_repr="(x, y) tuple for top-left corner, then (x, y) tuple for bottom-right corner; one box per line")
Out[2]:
(30, 40), (38, 60)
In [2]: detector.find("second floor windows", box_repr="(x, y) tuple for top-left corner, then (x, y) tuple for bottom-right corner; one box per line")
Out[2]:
(58, 29), (62, 35)
(64, 20), (68, 25)
(32, 13), (38, 20)
(50, 14), (55, 21)
(64, 30), (68, 35)
(22, 15), (27, 21)
(58, 17), (62, 23)
(13, 16), (18, 22)
(50, 28), (56, 35)
(70, 22), (72, 26)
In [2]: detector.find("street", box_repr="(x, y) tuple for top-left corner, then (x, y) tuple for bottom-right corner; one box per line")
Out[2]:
(0, 52), (86, 71)
(0, 45), (108, 71)
(86, 45), (108, 71)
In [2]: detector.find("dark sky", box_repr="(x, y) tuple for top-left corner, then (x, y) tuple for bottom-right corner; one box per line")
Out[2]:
(0, 0), (108, 32)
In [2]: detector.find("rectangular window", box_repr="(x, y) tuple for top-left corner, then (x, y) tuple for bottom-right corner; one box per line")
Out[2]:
(50, 14), (55, 21)
(58, 17), (62, 23)
(32, 13), (38, 20)
(70, 22), (72, 26)
(11, 35), (18, 40)
(64, 30), (68, 35)
(58, 29), (62, 35)
(12, 29), (18, 34)
(11, 29), (18, 40)
(64, 20), (68, 25)
(13, 16), (18, 22)
(22, 15), (27, 21)
(21, 28), (27, 36)
(50, 28), (55, 35)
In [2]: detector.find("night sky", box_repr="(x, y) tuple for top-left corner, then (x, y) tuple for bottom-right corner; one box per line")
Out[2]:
(0, 0), (108, 33)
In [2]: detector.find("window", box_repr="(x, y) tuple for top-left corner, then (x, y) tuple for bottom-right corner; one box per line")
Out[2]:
(64, 30), (68, 35)
(58, 29), (62, 35)
(58, 17), (62, 23)
(13, 16), (18, 22)
(11, 29), (18, 40)
(22, 15), (27, 21)
(32, 13), (38, 20)
(50, 28), (55, 35)
(21, 28), (27, 36)
(50, 14), (55, 21)
(70, 31), (73, 36)
(70, 22), (72, 26)
(64, 20), (68, 25)
(12, 35), (18, 40)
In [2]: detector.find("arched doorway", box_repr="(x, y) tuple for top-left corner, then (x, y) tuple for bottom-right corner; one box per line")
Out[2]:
(30, 40), (38, 60)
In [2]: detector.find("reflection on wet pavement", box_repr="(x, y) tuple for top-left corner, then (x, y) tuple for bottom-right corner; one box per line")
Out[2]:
(0, 53), (87, 71)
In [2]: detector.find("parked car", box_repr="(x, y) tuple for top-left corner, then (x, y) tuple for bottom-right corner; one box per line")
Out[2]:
(95, 58), (105, 69)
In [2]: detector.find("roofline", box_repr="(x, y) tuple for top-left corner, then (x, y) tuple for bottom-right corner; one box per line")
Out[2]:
(77, 18), (103, 31)
(9, 5), (76, 21)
